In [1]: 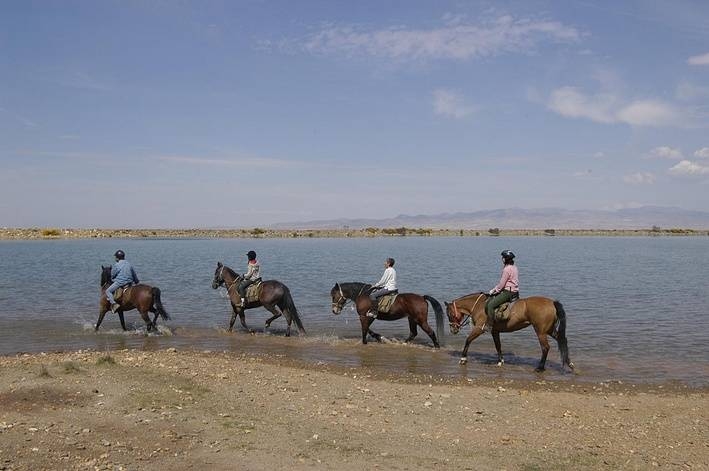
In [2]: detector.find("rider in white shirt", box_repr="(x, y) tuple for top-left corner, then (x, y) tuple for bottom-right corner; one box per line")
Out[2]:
(367, 258), (397, 318)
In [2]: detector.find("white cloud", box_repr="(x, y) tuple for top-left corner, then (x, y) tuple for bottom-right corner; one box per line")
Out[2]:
(650, 146), (683, 159)
(301, 16), (580, 61)
(432, 89), (474, 118)
(616, 100), (682, 127)
(687, 52), (709, 65)
(623, 172), (656, 184)
(547, 86), (617, 123)
(547, 87), (684, 127)
(668, 160), (709, 176)
(694, 147), (709, 158)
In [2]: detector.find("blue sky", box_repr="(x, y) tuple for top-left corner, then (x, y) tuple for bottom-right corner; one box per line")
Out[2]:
(1, 0), (708, 228)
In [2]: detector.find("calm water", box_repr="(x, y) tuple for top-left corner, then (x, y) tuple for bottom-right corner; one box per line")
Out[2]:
(1, 236), (707, 387)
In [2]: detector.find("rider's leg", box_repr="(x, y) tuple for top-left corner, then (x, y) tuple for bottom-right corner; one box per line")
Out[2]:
(106, 282), (120, 311)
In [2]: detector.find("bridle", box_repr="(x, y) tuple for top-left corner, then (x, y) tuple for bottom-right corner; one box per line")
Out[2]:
(215, 266), (239, 293)
(448, 293), (486, 332)
(331, 283), (368, 313)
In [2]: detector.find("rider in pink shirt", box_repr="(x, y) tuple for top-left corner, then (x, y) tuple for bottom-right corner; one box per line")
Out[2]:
(486, 250), (519, 326)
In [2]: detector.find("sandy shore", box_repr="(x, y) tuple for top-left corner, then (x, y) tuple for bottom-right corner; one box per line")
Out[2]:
(0, 349), (706, 470)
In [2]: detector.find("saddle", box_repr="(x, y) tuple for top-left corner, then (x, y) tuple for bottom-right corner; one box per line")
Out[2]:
(244, 279), (263, 303)
(112, 285), (133, 302)
(376, 292), (398, 314)
(492, 294), (520, 321)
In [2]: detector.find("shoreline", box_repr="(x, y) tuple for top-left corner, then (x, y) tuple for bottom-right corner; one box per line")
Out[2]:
(1, 348), (707, 470)
(2, 226), (708, 240)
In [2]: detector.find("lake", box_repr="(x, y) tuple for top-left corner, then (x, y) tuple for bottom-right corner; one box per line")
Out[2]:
(1, 236), (707, 387)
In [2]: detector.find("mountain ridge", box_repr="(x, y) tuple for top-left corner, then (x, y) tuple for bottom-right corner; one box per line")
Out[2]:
(270, 206), (709, 230)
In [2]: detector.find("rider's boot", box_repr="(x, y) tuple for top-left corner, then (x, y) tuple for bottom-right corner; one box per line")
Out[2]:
(111, 303), (120, 313)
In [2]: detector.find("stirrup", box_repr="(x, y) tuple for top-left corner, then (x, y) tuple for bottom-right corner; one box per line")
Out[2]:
(365, 310), (377, 318)
(111, 303), (120, 313)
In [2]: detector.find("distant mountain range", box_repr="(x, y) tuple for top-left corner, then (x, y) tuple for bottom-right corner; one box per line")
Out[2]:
(271, 206), (709, 230)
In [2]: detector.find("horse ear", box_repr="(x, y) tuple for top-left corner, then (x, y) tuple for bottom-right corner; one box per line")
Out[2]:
(217, 261), (223, 267)
(334, 282), (340, 290)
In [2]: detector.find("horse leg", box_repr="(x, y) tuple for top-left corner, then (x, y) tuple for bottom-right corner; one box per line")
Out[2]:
(492, 331), (504, 366)
(95, 308), (108, 332)
(263, 304), (283, 330)
(405, 317), (418, 343)
(359, 315), (373, 344)
(138, 309), (153, 332)
(263, 304), (286, 335)
(417, 319), (440, 349)
(228, 303), (239, 332)
(238, 310), (252, 334)
(535, 331), (551, 372)
(149, 308), (159, 328)
(460, 326), (485, 365)
(118, 312), (127, 331)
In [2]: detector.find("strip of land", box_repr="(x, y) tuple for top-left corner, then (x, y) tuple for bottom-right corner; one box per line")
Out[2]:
(1, 226), (706, 240)
(0, 349), (707, 470)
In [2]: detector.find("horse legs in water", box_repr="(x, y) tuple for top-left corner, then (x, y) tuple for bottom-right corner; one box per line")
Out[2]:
(407, 317), (440, 348)
(137, 309), (154, 332)
(492, 331), (505, 366)
(262, 304), (287, 335)
(228, 302), (251, 332)
(459, 325), (485, 365)
(534, 329), (551, 372)
(358, 316), (383, 344)
(118, 312), (127, 331)
(95, 308), (108, 332)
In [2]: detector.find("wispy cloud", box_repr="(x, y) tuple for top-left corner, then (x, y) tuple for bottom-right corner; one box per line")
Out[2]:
(623, 172), (656, 184)
(547, 87), (684, 127)
(687, 52), (709, 66)
(649, 146), (683, 159)
(432, 88), (474, 118)
(669, 160), (709, 176)
(694, 147), (709, 158)
(298, 15), (580, 62)
(157, 155), (303, 168)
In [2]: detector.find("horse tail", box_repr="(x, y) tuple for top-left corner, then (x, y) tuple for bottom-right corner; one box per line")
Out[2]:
(152, 287), (171, 321)
(282, 286), (306, 335)
(424, 295), (445, 344)
(553, 300), (571, 368)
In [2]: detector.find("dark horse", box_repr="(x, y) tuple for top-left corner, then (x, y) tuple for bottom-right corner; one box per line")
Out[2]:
(330, 282), (444, 348)
(97, 266), (170, 332)
(211, 262), (305, 336)
(445, 292), (573, 372)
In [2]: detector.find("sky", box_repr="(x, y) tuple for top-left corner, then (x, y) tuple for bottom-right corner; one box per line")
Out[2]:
(1, 0), (709, 228)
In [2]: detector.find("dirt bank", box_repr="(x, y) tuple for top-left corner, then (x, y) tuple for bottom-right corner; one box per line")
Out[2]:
(0, 349), (706, 470)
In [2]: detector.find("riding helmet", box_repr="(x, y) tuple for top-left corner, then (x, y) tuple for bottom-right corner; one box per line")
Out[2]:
(114, 250), (125, 259)
(246, 250), (257, 261)
(501, 250), (515, 260)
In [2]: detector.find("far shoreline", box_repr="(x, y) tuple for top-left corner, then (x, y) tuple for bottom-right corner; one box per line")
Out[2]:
(2, 226), (708, 240)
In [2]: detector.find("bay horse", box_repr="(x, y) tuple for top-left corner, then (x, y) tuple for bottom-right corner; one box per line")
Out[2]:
(211, 262), (305, 336)
(97, 265), (170, 332)
(445, 292), (573, 372)
(330, 282), (444, 348)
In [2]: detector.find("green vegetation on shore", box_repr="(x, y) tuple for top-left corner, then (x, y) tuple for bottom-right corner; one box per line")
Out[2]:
(1, 226), (707, 240)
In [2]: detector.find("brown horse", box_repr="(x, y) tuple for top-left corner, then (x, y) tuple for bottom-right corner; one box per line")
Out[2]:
(445, 292), (573, 372)
(97, 265), (170, 332)
(212, 262), (305, 336)
(330, 282), (444, 348)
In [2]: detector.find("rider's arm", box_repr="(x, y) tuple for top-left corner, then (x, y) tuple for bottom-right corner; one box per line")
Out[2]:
(490, 269), (510, 295)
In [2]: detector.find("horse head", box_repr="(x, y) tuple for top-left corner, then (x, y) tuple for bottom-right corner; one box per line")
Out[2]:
(212, 262), (225, 289)
(212, 262), (242, 290)
(330, 283), (347, 315)
(100, 265), (111, 287)
(444, 300), (465, 334)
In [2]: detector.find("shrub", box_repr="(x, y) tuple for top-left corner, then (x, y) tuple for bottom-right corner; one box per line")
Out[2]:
(41, 228), (61, 237)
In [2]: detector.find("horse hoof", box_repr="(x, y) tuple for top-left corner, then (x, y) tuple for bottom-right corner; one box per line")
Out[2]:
(568, 362), (575, 370)
(535, 367), (545, 373)
(496, 361), (504, 367)
(459, 358), (468, 365)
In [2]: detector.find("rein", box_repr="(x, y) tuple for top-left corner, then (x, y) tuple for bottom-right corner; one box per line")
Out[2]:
(450, 293), (486, 330)
(218, 266), (239, 293)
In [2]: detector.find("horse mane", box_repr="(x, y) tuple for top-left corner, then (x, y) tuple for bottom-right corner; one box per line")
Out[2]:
(222, 265), (239, 278)
(453, 291), (486, 303)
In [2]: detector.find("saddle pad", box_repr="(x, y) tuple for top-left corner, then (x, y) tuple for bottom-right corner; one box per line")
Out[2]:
(113, 286), (131, 301)
(245, 281), (262, 303)
(376, 293), (398, 313)
(494, 301), (515, 321)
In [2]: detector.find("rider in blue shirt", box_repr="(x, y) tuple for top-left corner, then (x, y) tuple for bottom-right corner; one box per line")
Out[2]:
(106, 250), (139, 312)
